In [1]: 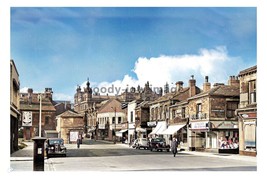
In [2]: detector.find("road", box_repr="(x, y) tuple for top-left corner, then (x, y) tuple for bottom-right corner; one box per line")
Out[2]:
(10, 139), (257, 172)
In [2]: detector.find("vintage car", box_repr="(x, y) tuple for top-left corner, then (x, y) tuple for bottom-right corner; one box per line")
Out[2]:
(135, 138), (149, 149)
(46, 138), (67, 158)
(149, 137), (170, 152)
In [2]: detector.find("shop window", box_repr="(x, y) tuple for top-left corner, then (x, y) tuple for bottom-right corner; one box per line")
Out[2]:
(244, 123), (256, 150)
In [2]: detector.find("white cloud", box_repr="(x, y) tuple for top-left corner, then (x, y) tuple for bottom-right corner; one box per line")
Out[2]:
(80, 46), (245, 95)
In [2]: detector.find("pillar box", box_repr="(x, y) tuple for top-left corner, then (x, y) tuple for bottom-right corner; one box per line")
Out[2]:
(32, 137), (47, 171)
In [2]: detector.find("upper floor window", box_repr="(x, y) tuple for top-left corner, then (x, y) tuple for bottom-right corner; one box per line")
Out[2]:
(130, 111), (133, 123)
(196, 103), (202, 119)
(226, 102), (238, 118)
(112, 117), (115, 124)
(249, 80), (256, 104)
(182, 107), (186, 118)
(172, 110), (176, 120)
(118, 117), (122, 123)
(45, 116), (50, 125)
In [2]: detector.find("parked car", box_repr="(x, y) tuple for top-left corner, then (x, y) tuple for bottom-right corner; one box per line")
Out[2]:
(46, 138), (67, 158)
(149, 137), (170, 152)
(136, 138), (149, 149)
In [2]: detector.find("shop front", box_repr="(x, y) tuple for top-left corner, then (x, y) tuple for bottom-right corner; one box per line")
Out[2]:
(189, 121), (209, 151)
(237, 111), (257, 156)
(210, 121), (239, 154)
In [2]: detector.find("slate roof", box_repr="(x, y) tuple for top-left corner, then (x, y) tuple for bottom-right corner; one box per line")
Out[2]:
(97, 98), (124, 113)
(188, 85), (239, 100)
(238, 65), (257, 76)
(57, 110), (83, 118)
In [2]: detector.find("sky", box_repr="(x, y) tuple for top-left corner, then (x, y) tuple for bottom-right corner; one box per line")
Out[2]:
(10, 7), (257, 102)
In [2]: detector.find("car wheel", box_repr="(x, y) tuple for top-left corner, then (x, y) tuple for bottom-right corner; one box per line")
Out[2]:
(150, 148), (153, 151)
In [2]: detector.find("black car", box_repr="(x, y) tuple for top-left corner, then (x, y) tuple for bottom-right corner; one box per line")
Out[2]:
(149, 137), (170, 152)
(46, 138), (67, 158)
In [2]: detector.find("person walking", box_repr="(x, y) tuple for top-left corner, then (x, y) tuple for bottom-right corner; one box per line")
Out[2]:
(171, 137), (178, 157)
(77, 138), (80, 148)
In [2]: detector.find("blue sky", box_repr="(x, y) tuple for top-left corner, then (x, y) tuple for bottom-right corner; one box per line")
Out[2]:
(11, 7), (257, 101)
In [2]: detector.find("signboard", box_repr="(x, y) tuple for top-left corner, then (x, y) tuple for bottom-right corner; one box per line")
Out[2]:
(191, 122), (208, 130)
(22, 111), (32, 126)
(70, 131), (79, 142)
(147, 121), (157, 127)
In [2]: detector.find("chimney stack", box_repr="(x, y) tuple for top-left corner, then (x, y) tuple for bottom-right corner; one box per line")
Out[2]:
(176, 81), (184, 92)
(228, 75), (240, 87)
(189, 75), (196, 97)
(203, 76), (211, 92)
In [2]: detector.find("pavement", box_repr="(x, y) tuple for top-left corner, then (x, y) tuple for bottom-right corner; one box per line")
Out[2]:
(10, 140), (257, 171)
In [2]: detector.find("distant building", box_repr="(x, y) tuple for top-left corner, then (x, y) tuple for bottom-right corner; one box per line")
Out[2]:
(10, 59), (20, 153)
(20, 88), (56, 140)
(56, 110), (84, 144)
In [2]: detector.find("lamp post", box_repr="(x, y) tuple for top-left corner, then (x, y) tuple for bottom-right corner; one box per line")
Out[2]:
(111, 107), (116, 144)
(38, 94), (42, 137)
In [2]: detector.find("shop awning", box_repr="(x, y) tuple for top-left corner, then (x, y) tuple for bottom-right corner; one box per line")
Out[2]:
(161, 124), (185, 135)
(116, 129), (128, 137)
(149, 121), (167, 135)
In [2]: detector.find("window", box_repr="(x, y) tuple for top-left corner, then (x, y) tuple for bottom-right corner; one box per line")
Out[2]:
(172, 110), (176, 119)
(45, 116), (49, 124)
(118, 117), (122, 123)
(112, 117), (115, 124)
(249, 80), (256, 104)
(130, 111), (133, 123)
(196, 104), (202, 119)
(182, 107), (186, 118)
(226, 102), (238, 118)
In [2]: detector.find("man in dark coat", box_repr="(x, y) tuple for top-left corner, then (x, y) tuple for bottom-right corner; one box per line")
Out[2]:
(171, 137), (178, 157)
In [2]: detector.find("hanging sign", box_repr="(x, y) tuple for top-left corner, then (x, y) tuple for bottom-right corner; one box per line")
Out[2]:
(22, 111), (32, 126)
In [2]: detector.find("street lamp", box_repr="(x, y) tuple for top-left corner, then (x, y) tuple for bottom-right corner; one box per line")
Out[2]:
(38, 93), (42, 137)
(111, 107), (116, 144)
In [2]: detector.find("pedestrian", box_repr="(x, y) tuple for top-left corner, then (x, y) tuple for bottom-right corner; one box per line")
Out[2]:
(171, 137), (178, 157)
(77, 138), (80, 148)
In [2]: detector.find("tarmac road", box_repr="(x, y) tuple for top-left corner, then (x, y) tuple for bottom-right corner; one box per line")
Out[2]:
(9, 139), (257, 172)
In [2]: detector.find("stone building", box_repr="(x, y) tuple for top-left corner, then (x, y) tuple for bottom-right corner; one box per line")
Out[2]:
(56, 110), (84, 144)
(10, 59), (20, 153)
(96, 98), (127, 142)
(166, 77), (203, 147)
(20, 88), (56, 140)
(73, 79), (116, 136)
(236, 65), (257, 156)
(148, 75), (201, 146)
(187, 76), (240, 152)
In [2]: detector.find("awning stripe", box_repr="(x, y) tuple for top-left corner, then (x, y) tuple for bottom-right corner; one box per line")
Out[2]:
(161, 124), (185, 135)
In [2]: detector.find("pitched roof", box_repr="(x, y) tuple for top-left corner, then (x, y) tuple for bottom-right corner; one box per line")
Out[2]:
(97, 98), (124, 113)
(238, 65), (257, 76)
(57, 110), (83, 118)
(188, 85), (239, 100)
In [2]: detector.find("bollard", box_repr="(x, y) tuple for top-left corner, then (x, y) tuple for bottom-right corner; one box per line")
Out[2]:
(32, 137), (47, 171)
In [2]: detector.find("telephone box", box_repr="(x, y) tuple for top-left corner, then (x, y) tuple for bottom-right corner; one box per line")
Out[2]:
(32, 137), (47, 171)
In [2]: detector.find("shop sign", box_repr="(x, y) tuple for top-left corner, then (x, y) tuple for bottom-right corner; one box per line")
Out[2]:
(191, 122), (208, 130)
(22, 111), (32, 126)
(216, 121), (238, 129)
(147, 121), (157, 127)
